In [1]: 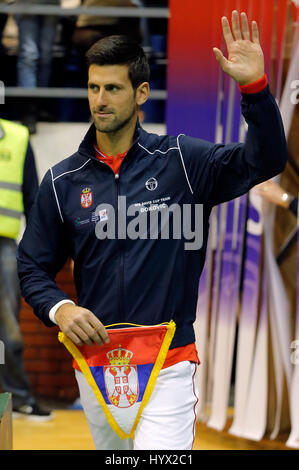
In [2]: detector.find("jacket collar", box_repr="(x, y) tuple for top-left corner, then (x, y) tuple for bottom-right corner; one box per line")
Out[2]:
(78, 119), (143, 161)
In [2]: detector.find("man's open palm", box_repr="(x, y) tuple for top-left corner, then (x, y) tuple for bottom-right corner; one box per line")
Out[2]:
(213, 10), (265, 86)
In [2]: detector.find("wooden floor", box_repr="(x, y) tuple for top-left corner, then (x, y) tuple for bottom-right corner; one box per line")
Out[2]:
(193, 420), (289, 451)
(13, 411), (95, 450)
(12, 410), (291, 450)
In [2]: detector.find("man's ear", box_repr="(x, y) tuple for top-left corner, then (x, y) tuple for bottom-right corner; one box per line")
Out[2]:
(136, 82), (150, 106)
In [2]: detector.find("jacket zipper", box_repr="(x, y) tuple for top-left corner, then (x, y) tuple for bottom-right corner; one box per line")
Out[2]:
(114, 171), (125, 322)
(95, 139), (139, 322)
(94, 161), (125, 322)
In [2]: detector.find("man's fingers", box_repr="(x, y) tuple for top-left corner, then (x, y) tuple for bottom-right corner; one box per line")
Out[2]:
(240, 12), (250, 40)
(75, 313), (110, 345)
(252, 20), (260, 44)
(213, 47), (223, 62)
(222, 11), (259, 44)
(65, 328), (86, 346)
(56, 304), (110, 346)
(84, 323), (109, 346)
(221, 16), (234, 48)
(66, 321), (109, 346)
(213, 48), (229, 72)
(231, 10), (242, 40)
(67, 323), (94, 346)
(87, 316), (110, 345)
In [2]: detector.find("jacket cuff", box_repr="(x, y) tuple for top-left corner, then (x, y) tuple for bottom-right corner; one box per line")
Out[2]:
(239, 74), (268, 94)
(49, 299), (75, 324)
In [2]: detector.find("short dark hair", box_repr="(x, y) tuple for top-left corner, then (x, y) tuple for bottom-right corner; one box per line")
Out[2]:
(86, 35), (150, 89)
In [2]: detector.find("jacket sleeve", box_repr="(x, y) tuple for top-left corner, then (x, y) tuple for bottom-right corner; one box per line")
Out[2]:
(178, 85), (288, 206)
(17, 169), (71, 327)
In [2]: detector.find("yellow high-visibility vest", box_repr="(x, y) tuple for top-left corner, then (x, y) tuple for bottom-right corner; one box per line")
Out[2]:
(0, 118), (29, 239)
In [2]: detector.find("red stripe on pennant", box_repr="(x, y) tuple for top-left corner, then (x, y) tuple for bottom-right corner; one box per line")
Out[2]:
(74, 325), (169, 369)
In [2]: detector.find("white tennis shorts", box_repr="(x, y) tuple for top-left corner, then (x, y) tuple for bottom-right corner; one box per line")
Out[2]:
(75, 360), (199, 450)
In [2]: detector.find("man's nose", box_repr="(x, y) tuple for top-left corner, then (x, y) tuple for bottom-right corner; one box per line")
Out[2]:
(95, 88), (108, 107)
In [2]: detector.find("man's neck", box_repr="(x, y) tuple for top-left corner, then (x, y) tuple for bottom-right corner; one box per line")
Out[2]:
(95, 116), (137, 158)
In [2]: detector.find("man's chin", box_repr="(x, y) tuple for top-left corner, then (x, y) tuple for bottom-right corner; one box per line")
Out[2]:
(94, 120), (127, 135)
(94, 121), (115, 133)
(93, 112), (136, 134)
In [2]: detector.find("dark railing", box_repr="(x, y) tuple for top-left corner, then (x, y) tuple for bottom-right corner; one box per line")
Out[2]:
(0, 4), (169, 100)
(0, 4), (169, 18)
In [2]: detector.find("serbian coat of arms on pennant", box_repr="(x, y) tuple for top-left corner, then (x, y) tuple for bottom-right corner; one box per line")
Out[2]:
(105, 345), (139, 408)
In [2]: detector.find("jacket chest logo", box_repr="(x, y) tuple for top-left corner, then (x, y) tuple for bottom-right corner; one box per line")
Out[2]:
(81, 187), (93, 208)
(145, 177), (158, 191)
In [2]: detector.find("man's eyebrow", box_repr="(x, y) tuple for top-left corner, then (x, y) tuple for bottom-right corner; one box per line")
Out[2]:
(87, 81), (124, 87)
(105, 83), (124, 88)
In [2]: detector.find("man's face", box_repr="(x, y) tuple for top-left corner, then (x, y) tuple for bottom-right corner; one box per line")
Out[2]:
(88, 64), (139, 134)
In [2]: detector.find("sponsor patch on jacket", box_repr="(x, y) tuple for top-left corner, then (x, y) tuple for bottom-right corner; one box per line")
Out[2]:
(99, 208), (108, 222)
(81, 187), (92, 208)
(74, 216), (90, 227)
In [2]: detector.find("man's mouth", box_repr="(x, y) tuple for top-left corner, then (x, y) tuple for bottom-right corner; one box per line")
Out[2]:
(95, 111), (113, 118)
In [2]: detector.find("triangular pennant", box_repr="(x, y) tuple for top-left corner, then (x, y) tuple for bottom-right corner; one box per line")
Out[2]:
(58, 321), (176, 439)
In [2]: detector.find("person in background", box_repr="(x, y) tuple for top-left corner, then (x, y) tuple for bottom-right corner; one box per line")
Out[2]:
(0, 1), (7, 57)
(254, 179), (298, 216)
(0, 117), (52, 420)
(62, 0), (143, 101)
(62, 0), (142, 91)
(15, 0), (60, 134)
(72, 0), (142, 52)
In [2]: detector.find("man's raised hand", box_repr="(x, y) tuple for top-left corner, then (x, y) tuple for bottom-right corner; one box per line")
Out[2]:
(213, 10), (265, 86)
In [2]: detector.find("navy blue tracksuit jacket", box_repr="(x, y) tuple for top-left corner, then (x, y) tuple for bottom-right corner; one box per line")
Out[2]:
(17, 85), (287, 349)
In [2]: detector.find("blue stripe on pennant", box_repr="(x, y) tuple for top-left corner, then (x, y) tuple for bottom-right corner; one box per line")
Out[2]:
(90, 366), (109, 403)
(136, 364), (154, 403)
